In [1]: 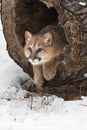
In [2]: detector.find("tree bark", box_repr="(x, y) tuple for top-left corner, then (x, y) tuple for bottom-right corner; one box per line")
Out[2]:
(1, 0), (33, 77)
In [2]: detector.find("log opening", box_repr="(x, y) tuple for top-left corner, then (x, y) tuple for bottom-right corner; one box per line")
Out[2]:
(15, 0), (58, 46)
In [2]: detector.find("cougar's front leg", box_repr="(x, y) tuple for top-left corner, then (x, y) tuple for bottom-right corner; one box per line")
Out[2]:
(43, 59), (57, 81)
(33, 65), (44, 88)
(43, 54), (64, 81)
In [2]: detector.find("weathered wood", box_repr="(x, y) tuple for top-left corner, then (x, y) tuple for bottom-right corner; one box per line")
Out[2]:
(22, 77), (87, 100)
(1, 0), (33, 77)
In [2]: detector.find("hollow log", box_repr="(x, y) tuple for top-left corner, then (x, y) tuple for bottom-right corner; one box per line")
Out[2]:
(1, 0), (87, 100)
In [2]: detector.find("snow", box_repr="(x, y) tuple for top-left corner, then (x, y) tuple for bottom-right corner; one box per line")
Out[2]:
(84, 73), (87, 78)
(0, 19), (87, 130)
(79, 2), (87, 6)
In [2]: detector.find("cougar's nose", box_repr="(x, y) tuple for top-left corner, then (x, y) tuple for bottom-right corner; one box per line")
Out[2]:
(31, 54), (37, 60)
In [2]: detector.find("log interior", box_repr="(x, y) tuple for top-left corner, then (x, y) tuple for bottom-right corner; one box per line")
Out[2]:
(15, 0), (58, 46)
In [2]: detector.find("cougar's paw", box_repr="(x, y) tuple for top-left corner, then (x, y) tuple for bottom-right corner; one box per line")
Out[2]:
(35, 86), (44, 92)
(21, 79), (35, 91)
(34, 78), (44, 88)
(44, 71), (56, 81)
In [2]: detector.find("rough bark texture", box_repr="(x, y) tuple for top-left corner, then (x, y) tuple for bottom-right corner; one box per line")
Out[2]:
(1, 0), (87, 100)
(1, 0), (33, 77)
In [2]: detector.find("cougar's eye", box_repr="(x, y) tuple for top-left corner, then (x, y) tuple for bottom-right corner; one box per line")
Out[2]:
(28, 47), (32, 53)
(37, 48), (43, 53)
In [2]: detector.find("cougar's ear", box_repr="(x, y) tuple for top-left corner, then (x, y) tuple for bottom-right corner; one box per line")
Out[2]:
(43, 32), (53, 46)
(25, 31), (32, 43)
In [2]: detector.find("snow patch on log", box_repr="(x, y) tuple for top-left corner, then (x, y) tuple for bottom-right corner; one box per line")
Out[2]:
(79, 2), (87, 6)
(84, 73), (87, 78)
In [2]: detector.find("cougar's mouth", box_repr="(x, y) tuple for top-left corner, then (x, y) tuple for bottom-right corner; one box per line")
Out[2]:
(29, 58), (41, 65)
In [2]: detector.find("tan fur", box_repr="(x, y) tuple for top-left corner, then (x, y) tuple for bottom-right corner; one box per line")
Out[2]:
(24, 25), (67, 88)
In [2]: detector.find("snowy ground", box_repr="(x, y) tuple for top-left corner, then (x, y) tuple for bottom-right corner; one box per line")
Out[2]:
(0, 19), (87, 130)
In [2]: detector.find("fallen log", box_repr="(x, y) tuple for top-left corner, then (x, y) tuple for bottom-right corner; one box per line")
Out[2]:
(1, 0), (87, 100)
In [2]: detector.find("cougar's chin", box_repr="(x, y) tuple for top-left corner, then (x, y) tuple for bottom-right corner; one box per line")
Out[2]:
(29, 58), (41, 65)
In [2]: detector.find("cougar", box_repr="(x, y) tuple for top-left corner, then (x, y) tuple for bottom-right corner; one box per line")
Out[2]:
(24, 25), (67, 89)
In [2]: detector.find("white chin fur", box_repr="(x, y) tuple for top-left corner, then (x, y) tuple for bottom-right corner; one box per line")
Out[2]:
(29, 59), (40, 65)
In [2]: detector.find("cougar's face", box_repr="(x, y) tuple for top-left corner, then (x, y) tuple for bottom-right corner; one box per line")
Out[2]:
(24, 31), (54, 65)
